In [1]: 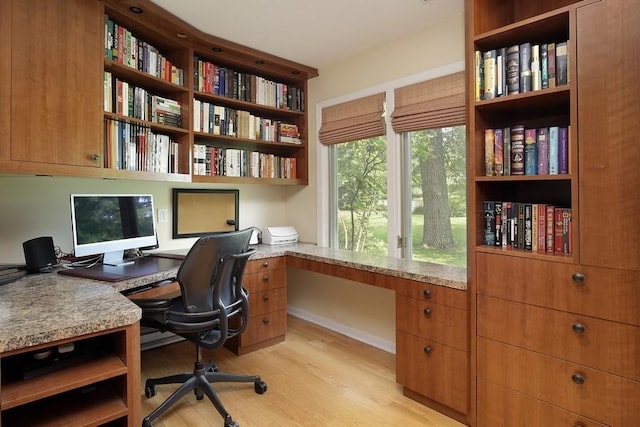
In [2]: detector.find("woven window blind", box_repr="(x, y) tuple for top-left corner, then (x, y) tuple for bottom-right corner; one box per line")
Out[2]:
(391, 71), (465, 133)
(318, 93), (385, 145)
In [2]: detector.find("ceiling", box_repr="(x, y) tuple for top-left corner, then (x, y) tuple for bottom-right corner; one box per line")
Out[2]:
(149, 0), (464, 70)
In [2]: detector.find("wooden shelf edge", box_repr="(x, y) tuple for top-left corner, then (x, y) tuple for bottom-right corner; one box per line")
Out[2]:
(474, 246), (575, 263)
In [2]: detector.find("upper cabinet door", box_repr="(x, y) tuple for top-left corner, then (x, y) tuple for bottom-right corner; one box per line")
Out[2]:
(577, 0), (640, 271)
(10, 0), (103, 167)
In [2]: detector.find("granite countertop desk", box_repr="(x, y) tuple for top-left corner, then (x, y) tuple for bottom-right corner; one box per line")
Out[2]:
(0, 242), (466, 354)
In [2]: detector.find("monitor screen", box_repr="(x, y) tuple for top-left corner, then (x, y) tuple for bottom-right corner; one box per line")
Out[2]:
(70, 194), (158, 265)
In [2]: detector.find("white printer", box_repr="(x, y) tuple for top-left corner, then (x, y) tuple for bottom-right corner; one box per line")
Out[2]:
(261, 226), (299, 245)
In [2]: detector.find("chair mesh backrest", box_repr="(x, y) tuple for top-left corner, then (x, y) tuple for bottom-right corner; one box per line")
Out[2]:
(176, 229), (252, 314)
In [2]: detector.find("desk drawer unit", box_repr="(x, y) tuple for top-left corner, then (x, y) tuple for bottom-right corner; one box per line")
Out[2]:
(226, 256), (287, 355)
(395, 284), (468, 419)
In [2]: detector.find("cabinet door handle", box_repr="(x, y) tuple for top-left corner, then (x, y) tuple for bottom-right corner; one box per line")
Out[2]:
(262, 317), (270, 324)
(571, 272), (585, 283)
(572, 322), (586, 334)
(423, 289), (432, 299)
(423, 308), (432, 316)
(262, 294), (270, 301)
(571, 373), (585, 385)
(423, 346), (432, 354)
(262, 274), (269, 282)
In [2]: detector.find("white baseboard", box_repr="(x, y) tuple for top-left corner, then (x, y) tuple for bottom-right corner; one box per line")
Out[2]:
(287, 307), (396, 354)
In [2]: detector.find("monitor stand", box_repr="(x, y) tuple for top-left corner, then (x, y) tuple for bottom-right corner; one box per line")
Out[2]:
(103, 250), (135, 266)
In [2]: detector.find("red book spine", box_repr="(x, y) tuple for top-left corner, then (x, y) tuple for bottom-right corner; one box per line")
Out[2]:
(546, 205), (555, 254)
(554, 208), (565, 254)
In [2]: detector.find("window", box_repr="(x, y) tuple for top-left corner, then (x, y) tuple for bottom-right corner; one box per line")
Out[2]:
(318, 65), (466, 267)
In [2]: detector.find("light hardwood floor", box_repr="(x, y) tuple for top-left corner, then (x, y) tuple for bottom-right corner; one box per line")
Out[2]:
(140, 315), (465, 426)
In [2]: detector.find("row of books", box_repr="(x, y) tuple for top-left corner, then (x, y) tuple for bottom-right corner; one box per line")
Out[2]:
(104, 72), (182, 127)
(193, 99), (301, 143)
(484, 201), (572, 255)
(193, 144), (297, 179)
(105, 119), (180, 174)
(104, 16), (184, 85)
(485, 125), (569, 176)
(194, 57), (305, 112)
(475, 41), (568, 101)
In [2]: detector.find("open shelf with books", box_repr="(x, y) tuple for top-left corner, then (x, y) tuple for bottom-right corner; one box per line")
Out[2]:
(467, 1), (640, 426)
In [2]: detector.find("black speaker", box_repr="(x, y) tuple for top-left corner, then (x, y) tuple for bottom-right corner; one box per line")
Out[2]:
(23, 236), (58, 273)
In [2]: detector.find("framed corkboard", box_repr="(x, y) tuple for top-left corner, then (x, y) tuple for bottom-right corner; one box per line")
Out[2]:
(172, 189), (239, 238)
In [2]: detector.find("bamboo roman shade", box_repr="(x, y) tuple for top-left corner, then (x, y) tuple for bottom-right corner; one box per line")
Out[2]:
(391, 71), (465, 133)
(318, 93), (385, 145)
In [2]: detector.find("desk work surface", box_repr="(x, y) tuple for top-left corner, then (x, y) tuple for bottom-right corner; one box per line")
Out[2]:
(0, 243), (466, 354)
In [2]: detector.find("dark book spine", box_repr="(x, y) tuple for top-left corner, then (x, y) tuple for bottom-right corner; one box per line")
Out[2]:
(510, 125), (525, 175)
(506, 202), (515, 249)
(484, 201), (497, 246)
(556, 41), (568, 85)
(541, 43), (549, 89)
(506, 44), (520, 94)
(559, 127), (569, 174)
(495, 202), (503, 247)
(524, 128), (538, 175)
(519, 42), (532, 92)
(503, 127), (511, 175)
(547, 42), (556, 88)
(524, 203), (533, 251)
(516, 203), (525, 249)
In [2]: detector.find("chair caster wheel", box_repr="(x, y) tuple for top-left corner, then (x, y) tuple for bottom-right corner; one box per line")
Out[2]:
(254, 380), (267, 394)
(144, 383), (157, 398)
(224, 415), (239, 427)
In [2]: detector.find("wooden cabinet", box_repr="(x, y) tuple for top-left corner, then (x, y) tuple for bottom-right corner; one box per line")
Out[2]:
(0, 0), (104, 171)
(395, 283), (467, 422)
(467, 1), (640, 426)
(0, 0), (317, 184)
(0, 324), (140, 427)
(225, 256), (287, 355)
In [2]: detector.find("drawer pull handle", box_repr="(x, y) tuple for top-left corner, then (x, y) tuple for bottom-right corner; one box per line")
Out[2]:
(572, 323), (586, 334)
(263, 262), (269, 268)
(423, 289), (432, 299)
(262, 294), (270, 301)
(90, 153), (100, 161)
(423, 346), (432, 354)
(262, 275), (269, 282)
(571, 373), (585, 385)
(262, 318), (270, 324)
(423, 308), (432, 316)
(572, 272), (585, 283)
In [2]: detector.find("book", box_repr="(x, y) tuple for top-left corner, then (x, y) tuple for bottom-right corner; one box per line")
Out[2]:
(483, 50), (497, 100)
(510, 125), (525, 175)
(554, 208), (565, 254)
(516, 203), (525, 249)
(536, 127), (549, 175)
(540, 44), (548, 89)
(524, 203), (533, 251)
(505, 201), (516, 249)
(524, 128), (538, 175)
(496, 47), (507, 97)
(559, 127), (569, 174)
(547, 42), (556, 88)
(503, 127), (511, 175)
(484, 201), (497, 246)
(506, 45), (520, 95)
(475, 50), (484, 101)
(548, 126), (559, 174)
(485, 129), (495, 176)
(494, 128), (504, 176)
(562, 208), (572, 254)
(531, 203), (538, 252)
(531, 44), (541, 91)
(495, 202), (503, 247)
(556, 41), (568, 85)
(546, 205), (556, 254)
(519, 42), (532, 93)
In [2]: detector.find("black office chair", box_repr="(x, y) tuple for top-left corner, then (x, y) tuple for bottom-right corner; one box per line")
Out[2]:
(133, 229), (267, 427)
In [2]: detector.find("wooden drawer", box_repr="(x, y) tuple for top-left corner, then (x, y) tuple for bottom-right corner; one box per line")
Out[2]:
(241, 309), (287, 347)
(396, 330), (467, 414)
(249, 287), (287, 316)
(392, 278), (467, 310)
(245, 256), (286, 274)
(478, 337), (640, 426)
(476, 253), (640, 326)
(243, 268), (287, 294)
(477, 379), (609, 427)
(396, 295), (467, 351)
(478, 295), (640, 380)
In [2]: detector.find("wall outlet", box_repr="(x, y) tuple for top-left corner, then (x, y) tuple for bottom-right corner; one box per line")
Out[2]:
(157, 208), (169, 223)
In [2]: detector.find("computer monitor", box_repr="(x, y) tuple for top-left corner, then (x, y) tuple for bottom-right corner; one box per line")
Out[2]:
(70, 194), (158, 266)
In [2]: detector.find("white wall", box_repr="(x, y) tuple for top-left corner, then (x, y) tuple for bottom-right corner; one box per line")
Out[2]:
(283, 12), (465, 352)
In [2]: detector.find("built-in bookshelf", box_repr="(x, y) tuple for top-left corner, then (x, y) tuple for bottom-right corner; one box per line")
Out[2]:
(467, 1), (640, 426)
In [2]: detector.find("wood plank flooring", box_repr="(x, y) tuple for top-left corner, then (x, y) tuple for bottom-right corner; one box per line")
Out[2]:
(140, 315), (465, 426)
